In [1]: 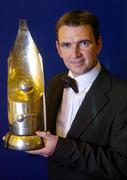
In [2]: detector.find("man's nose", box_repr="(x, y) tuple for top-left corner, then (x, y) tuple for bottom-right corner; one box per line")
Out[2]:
(71, 45), (81, 58)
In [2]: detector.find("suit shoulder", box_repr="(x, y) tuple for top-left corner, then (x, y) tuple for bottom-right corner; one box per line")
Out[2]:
(111, 74), (127, 89)
(47, 72), (67, 89)
(49, 72), (67, 82)
(107, 73), (127, 98)
(97, 66), (127, 95)
(102, 66), (127, 86)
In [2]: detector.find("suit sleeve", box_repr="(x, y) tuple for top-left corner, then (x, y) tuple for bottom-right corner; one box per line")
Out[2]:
(50, 96), (127, 179)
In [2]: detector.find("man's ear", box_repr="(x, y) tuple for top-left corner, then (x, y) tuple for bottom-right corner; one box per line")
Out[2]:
(56, 41), (62, 58)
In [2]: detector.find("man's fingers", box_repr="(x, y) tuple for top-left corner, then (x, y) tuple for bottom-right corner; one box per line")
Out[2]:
(26, 145), (51, 157)
(26, 131), (58, 157)
(26, 149), (43, 154)
(35, 131), (50, 138)
(47, 131), (51, 134)
(35, 131), (51, 146)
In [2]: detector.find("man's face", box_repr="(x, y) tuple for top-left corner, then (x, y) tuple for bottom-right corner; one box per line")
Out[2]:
(56, 25), (102, 77)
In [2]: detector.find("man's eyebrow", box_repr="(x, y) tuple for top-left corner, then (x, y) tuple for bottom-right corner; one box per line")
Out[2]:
(78, 39), (93, 44)
(59, 39), (93, 44)
(59, 42), (71, 46)
(57, 41), (68, 45)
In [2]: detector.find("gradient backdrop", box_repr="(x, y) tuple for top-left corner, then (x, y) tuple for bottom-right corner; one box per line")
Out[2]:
(0, 0), (127, 179)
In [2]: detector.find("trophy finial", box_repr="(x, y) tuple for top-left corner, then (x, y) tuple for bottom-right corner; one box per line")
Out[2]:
(19, 19), (28, 31)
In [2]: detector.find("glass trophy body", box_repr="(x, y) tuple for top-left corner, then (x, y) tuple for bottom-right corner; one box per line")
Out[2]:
(3, 20), (46, 150)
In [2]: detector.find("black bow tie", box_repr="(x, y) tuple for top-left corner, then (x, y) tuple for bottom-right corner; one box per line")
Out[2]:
(62, 75), (79, 93)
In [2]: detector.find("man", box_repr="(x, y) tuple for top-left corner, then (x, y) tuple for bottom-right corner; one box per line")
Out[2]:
(27, 10), (127, 179)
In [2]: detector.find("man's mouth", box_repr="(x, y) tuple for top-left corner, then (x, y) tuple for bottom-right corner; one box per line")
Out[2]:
(71, 59), (84, 67)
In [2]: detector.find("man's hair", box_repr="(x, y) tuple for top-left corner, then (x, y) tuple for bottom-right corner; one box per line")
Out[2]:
(56, 10), (100, 42)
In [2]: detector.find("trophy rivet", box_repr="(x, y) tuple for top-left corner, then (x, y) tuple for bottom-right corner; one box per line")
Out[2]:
(19, 79), (34, 92)
(17, 115), (25, 122)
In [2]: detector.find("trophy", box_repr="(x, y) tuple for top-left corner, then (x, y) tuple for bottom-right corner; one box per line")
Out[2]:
(3, 19), (46, 150)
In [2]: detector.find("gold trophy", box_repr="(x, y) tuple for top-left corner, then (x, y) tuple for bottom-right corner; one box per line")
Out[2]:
(3, 20), (46, 150)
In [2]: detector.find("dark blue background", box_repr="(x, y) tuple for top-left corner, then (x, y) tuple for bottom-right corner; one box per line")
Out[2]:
(0, 0), (127, 179)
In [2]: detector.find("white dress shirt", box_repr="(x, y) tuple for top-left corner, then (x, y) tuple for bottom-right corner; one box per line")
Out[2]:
(56, 62), (101, 137)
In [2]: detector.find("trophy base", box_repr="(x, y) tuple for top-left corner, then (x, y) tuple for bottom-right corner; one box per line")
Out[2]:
(3, 132), (44, 151)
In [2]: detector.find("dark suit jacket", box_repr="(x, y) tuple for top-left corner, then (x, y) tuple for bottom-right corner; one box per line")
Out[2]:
(46, 67), (127, 180)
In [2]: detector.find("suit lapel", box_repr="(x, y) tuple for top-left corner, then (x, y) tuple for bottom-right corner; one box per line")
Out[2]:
(67, 68), (111, 139)
(47, 74), (64, 134)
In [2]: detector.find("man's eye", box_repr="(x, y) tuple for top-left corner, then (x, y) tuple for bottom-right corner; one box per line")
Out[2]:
(60, 43), (71, 48)
(79, 40), (91, 48)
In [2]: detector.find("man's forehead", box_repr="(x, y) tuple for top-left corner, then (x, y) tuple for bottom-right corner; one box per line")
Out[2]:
(58, 28), (94, 43)
(58, 24), (93, 32)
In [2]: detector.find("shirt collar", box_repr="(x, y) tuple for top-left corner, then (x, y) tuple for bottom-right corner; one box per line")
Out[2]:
(68, 62), (101, 93)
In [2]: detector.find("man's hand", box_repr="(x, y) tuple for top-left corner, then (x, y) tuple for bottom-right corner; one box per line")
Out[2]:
(26, 131), (58, 157)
